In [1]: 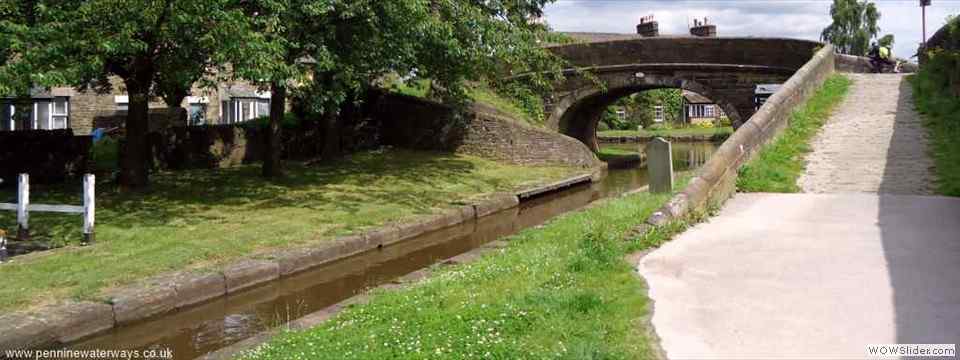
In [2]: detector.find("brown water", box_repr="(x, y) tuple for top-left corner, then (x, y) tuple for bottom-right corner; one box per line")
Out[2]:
(70, 141), (718, 359)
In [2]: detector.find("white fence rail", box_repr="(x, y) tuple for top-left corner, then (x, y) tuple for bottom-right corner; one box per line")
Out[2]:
(0, 174), (95, 258)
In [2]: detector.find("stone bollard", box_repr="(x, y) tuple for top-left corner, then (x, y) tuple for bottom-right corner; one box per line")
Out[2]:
(648, 137), (674, 193)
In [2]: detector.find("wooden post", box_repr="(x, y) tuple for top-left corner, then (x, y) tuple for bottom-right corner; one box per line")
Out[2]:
(16, 174), (28, 240)
(82, 174), (95, 245)
(0, 229), (7, 262)
(648, 137), (674, 193)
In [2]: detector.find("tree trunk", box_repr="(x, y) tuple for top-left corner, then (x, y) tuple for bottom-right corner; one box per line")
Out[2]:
(262, 82), (286, 178)
(119, 93), (150, 190)
(320, 109), (341, 160)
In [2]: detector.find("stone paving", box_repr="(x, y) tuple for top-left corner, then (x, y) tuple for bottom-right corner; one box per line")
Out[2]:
(799, 74), (936, 194)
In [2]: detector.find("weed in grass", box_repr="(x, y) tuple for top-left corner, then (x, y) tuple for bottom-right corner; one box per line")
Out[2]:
(737, 75), (851, 192)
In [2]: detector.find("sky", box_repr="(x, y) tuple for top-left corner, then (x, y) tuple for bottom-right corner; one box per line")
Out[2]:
(543, 0), (960, 60)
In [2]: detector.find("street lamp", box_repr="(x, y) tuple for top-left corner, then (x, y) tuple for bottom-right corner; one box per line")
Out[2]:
(921, 0), (931, 47)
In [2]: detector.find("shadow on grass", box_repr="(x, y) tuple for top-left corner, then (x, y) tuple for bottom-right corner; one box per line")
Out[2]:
(0, 150), (498, 244)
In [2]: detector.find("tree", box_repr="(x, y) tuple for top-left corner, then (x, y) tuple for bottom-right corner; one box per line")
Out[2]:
(9, 1), (266, 190)
(878, 34), (895, 48)
(821, 0), (881, 56)
(242, 0), (565, 167)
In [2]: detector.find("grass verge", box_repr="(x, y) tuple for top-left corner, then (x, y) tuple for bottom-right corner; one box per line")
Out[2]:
(241, 181), (695, 359)
(909, 58), (960, 196)
(596, 146), (640, 162)
(599, 126), (733, 139)
(737, 75), (851, 192)
(0, 149), (577, 312)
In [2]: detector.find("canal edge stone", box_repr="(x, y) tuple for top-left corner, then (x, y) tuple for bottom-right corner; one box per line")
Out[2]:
(223, 259), (280, 294)
(0, 173), (595, 350)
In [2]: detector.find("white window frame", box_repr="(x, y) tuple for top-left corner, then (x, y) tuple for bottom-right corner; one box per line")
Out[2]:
(654, 105), (664, 123)
(115, 95), (129, 111)
(51, 97), (69, 129)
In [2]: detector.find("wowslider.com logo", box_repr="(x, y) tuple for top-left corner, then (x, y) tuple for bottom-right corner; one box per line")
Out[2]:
(867, 344), (956, 357)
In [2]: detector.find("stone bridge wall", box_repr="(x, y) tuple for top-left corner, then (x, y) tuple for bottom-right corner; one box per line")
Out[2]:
(545, 37), (820, 150)
(645, 45), (838, 226)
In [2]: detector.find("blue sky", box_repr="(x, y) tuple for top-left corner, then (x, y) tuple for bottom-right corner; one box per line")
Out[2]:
(543, 0), (960, 60)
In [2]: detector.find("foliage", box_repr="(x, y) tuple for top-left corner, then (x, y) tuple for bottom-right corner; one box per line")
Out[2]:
(240, 182), (686, 360)
(821, 0), (881, 56)
(878, 34), (895, 48)
(0, 149), (577, 311)
(600, 89), (683, 130)
(92, 137), (120, 174)
(910, 45), (960, 196)
(737, 75), (851, 192)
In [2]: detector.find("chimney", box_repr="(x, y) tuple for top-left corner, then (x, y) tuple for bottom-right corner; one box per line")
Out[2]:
(690, 17), (716, 37)
(636, 15), (659, 37)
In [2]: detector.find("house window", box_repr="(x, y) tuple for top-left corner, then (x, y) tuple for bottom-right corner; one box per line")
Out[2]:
(52, 97), (69, 129)
(654, 105), (664, 122)
(225, 97), (270, 123)
(115, 95), (129, 111)
(615, 108), (626, 120)
(704, 105), (715, 118)
(1, 98), (69, 131)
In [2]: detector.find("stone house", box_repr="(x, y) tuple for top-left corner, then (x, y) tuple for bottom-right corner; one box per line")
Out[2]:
(1, 78), (272, 135)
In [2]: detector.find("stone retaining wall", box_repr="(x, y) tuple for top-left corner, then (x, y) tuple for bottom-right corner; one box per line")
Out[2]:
(0, 174), (594, 350)
(378, 94), (601, 169)
(644, 45), (838, 226)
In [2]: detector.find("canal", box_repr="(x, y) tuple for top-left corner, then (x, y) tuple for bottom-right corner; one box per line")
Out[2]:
(70, 141), (719, 359)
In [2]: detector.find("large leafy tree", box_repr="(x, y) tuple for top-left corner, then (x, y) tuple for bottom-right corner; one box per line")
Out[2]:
(5, 0), (268, 190)
(821, 0), (881, 56)
(241, 0), (565, 171)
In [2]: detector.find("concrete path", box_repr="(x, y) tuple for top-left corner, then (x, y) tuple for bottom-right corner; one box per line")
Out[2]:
(638, 74), (960, 359)
(799, 74), (936, 194)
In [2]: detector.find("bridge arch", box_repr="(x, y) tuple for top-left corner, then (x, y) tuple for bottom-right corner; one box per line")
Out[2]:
(543, 37), (822, 151)
(547, 73), (741, 151)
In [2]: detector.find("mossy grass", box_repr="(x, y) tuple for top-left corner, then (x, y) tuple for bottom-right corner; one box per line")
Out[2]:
(0, 149), (577, 311)
(737, 75), (852, 192)
(241, 180), (695, 359)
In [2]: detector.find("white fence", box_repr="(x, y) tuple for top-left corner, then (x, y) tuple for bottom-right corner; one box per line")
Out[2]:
(0, 174), (95, 259)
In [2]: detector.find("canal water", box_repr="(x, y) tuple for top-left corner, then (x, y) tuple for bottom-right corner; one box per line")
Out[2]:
(71, 141), (719, 359)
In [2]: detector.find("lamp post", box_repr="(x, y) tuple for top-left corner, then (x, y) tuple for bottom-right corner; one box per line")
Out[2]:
(921, 0), (931, 47)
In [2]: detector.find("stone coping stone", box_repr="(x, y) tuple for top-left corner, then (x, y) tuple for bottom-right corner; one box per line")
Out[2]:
(223, 259), (280, 294)
(0, 312), (58, 349)
(171, 271), (226, 309)
(107, 278), (178, 326)
(473, 193), (520, 218)
(517, 174), (593, 199)
(46, 302), (114, 344)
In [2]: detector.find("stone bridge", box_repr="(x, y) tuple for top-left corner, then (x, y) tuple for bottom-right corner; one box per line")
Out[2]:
(545, 36), (822, 151)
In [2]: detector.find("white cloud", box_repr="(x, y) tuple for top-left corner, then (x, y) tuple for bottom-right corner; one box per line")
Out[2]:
(544, 0), (960, 60)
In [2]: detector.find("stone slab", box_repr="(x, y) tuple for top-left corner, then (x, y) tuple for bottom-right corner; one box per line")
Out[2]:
(171, 271), (226, 309)
(223, 259), (279, 294)
(473, 193), (520, 218)
(47, 302), (114, 343)
(0, 313), (57, 349)
(107, 279), (178, 325)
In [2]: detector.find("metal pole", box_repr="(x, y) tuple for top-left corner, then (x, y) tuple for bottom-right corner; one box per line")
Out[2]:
(923, 4), (927, 47)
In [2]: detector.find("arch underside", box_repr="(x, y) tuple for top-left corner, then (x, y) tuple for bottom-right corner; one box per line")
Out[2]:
(547, 71), (790, 152)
